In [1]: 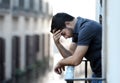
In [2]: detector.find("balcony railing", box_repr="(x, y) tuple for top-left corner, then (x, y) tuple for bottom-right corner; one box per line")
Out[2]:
(65, 60), (106, 83)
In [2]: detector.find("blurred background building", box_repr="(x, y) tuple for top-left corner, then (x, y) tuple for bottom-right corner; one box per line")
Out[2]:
(0, 0), (53, 83)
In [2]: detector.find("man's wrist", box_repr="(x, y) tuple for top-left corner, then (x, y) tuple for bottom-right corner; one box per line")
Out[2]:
(55, 41), (61, 46)
(59, 59), (64, 66)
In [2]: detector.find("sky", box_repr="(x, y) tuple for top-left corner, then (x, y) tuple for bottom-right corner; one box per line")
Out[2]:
(49, 0), (96, 20)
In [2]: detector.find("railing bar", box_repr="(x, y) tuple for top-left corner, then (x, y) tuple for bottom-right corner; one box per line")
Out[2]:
(65, 78), (106, 81)
(66, 80), (73, 83)
(85, 60), (87, 83)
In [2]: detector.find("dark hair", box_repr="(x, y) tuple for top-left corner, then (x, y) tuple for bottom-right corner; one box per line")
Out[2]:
(50, 12), (75, 33)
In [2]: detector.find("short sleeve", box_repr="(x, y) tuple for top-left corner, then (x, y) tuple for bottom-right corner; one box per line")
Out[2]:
(77, 24), (96, 45)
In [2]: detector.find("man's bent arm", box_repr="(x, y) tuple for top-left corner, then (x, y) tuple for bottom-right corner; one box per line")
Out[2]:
(55, 42), (77, 58)
(58, 45), (88, 66)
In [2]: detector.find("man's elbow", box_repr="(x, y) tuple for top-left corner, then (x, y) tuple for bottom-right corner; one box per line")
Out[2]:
(72, 59), (81, 66)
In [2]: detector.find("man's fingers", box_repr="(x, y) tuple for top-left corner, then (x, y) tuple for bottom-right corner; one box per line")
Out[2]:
(53, 31), (62, 38)
(53, 30), (62, 43)
(58, 68), (62, 74)
(62, 66), (65, 71)
(54, 34), (61, 40)
(53, 30), (61, 35)
(54, 68), (62, 75)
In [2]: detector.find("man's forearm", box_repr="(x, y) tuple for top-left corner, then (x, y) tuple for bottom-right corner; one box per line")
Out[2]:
(55, 43), (72, 58)
(59, 56), (79, 66)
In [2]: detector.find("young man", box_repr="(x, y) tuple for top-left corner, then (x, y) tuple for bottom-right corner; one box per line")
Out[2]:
(50, 13), (102, 83)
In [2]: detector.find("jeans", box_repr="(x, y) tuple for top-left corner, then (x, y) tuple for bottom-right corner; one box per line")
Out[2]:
(91, 74), (102, 83)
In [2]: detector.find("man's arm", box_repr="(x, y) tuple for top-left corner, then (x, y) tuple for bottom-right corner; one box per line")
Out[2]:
(60, 45), (88, 66)
(56, 42), (77, 58)
(53, 30), (77, 58)
(54, 45), (88, 74)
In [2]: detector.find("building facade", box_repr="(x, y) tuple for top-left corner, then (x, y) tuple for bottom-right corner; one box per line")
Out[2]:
(0, 0), (52, 82)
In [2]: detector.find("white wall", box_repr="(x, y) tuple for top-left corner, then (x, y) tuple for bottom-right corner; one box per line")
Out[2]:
(103, 0), (120, 83)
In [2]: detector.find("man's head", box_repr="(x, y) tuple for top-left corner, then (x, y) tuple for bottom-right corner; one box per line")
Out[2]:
(50, 12), (75, 33)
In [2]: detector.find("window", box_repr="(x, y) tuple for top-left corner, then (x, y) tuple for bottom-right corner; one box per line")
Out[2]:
(12, 36), (20, 76)
(33, 35), (40, 52)
(0, 0), (10, 9)
(25, 35), (35, 68)
(33, 35), (40, 61)
(34, 0), (39, 12)
(30, 0), (34, 10)
(12, 0), (19, 10)
(42, 34), (45, 57)
(19, 0), (24, 9)
(39, 0), (43, 12)
(24, 0), (29, 10)
(0, 38), (5, 81)
(12, 36), (20, 68)
(0, 16), (4, 31)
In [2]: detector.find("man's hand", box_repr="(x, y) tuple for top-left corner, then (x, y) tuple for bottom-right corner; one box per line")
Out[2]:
(53, 30), (62, 44)
(54, 60), (65, 75)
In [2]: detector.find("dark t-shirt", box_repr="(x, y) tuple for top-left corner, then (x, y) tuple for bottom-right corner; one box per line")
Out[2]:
(72, 17), (102, 77)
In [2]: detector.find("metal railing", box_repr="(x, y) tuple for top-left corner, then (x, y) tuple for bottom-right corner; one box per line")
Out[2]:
(65, 60), (105, 83)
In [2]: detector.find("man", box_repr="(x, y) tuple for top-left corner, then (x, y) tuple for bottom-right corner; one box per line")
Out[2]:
(50, 12), (102, 83)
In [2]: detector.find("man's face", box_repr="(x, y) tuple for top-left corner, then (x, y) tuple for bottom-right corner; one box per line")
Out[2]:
(61, 27), (73, 39)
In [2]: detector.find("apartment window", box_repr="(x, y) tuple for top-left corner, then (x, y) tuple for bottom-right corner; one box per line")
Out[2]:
(25, 35), (35, 68)
(42, 34), (45, 57)
(33, 35), (39, 61)
(34, 0), (39, 12)
(12, 36), (20, 76)
(12, 0), (19, 10)
(30, 0), (34, 10)
(0, 0), (10, 9)
(24, 0), (29, 11)
(25, 35), (30, 67)
(33, 35), (39, 52)
(19, 0), (24, 9)
(0, 16), (4, 31)
(39, 0), (43, 12)
(0, 38), (5, 81)
(48, 34), (50, 56)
